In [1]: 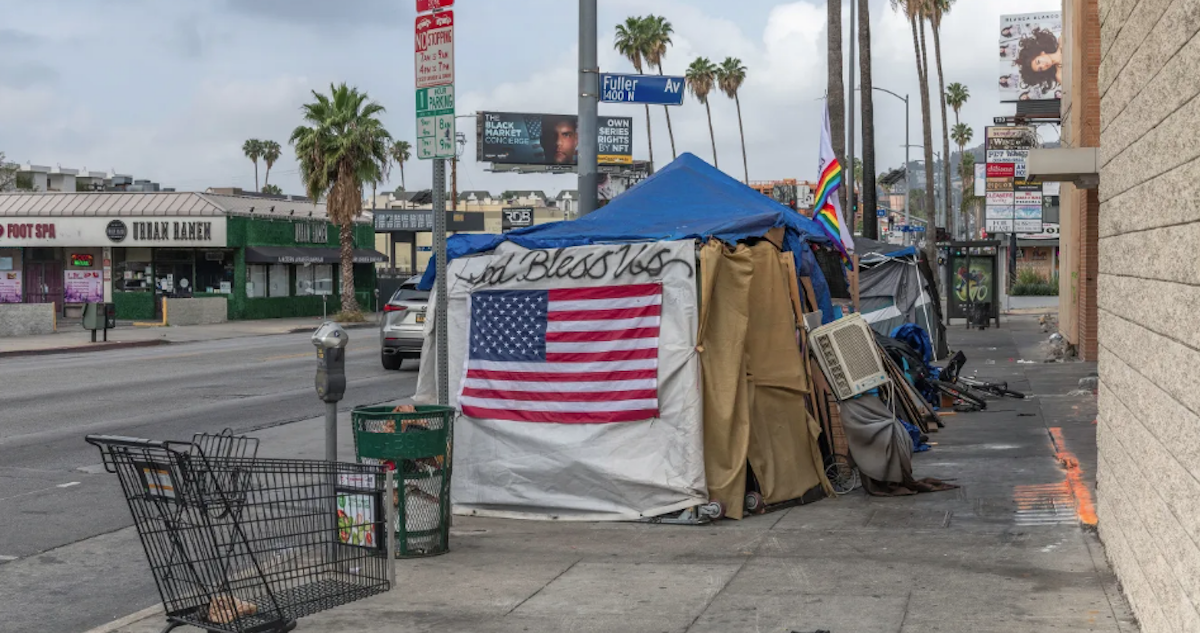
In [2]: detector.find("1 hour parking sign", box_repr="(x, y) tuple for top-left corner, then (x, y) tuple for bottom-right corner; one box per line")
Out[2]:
(417, 85), (455, 160)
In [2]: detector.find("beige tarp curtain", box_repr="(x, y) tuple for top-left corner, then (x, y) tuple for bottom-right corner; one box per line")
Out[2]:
(697, 240), (833, 519)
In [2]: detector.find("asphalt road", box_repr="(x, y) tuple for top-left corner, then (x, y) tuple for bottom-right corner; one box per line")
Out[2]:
(0, 330), (419, 633)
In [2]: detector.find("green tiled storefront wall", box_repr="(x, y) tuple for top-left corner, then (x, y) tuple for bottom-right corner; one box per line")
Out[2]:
(226, 217), (377, 320)
(112, 217), (377, 321)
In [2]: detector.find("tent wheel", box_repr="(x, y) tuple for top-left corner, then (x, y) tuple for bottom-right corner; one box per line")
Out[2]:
(698, 501), (726, 520)
(744, 491), (765, 514)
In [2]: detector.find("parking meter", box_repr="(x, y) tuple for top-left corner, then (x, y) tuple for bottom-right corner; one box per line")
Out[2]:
(313, 322), (349, 462)
(312, 322), (349, 403)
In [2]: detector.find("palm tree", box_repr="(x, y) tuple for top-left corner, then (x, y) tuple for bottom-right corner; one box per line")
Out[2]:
(858, 0), (879, 239)
(893, 0), (938, 279)
(945, 82), (969, 126)
(828, 0), (847, 211)
(242, 139), (264, 191)
(261, 140), (281, 191)
(951, 123), (973, 158)
(390, 140), (412, 191)
(952, 123), (973, 232)
(929, 0), (955, 239)
(644, 15), (677, 160)
(615, 17), (654, 166)
(261, 184), (283, 196)
(717, 57), (748, 183)
(290, 83), (391, 317)
(686, 57), (719, 168)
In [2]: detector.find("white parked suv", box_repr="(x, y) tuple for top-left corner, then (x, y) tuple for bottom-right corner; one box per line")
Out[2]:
(379, 277), (429, 370)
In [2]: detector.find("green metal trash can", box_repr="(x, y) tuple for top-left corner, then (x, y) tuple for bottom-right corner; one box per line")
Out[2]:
(351, 404), (454, 557)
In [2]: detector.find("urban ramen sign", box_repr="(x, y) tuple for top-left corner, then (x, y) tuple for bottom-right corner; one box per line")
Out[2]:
(294, 222), (329, 244)
(0, 217), (228, 247)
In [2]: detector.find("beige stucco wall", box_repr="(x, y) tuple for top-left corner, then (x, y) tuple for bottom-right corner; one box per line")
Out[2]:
(1096, 0), (1200, 630)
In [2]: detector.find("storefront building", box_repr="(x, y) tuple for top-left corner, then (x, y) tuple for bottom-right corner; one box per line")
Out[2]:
(0, 192), (382, 320)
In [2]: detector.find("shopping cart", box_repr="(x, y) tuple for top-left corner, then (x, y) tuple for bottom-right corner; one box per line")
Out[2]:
(86, 434), (396, 633)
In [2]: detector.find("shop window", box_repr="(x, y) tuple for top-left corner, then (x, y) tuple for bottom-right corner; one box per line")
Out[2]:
(196, 250), (234, 294)
(315, 264), (334, 296)
(115, 249), (153, 293)
(248, 264), (268, 298)
(269, 263), (290, 297)
(295, 264), (334, 296)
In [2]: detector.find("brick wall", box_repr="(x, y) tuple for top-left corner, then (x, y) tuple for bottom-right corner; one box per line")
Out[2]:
(1097, 0), (1200, 629)
(1059, 0), (1103, 360)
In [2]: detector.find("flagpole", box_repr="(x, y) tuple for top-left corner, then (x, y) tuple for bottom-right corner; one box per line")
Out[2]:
(846, 0), (857, 240)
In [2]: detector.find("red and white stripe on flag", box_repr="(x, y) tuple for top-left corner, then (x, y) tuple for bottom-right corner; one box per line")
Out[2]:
(460, 283), (661, 424)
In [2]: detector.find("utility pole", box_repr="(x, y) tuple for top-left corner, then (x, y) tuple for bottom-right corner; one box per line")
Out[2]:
(577, 0), (599, 217)
(846, 0), (857, 238)
(433, 160), (448, 406)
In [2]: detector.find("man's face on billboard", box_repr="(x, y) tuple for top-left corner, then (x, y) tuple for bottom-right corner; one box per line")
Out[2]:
(554, 121), (578, 163)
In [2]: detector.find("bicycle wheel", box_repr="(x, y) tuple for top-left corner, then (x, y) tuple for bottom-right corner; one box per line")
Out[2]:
(935, 380), (987, 411)
(824, 454), (860, 495)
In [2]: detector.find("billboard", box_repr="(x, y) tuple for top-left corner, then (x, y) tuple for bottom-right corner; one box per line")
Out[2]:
(999, 11), (1063, 102)
(478, 112), (633, 166)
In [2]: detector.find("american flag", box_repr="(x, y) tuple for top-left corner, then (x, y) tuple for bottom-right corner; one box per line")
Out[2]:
(460, 283), (661, 424)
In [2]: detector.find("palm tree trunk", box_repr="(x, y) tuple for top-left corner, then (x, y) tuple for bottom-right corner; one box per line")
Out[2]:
(657, 67), (677, 159)
(644, 104), (655, 167)
(264, 166), (271, 188)
(734, 94), (748, 183)
(827, 0), (847, 211)
(858, 0), (877, 240)
(338, 222), (360, 314)
(913, 15), (938, 284)
(932, 20), (954, 241)
(704, 101), (718, 168)
(400, 162), (406, 190)
(254, 162), (259, 192)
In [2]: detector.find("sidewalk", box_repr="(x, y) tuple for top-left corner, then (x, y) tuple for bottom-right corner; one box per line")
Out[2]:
(96, 316), (1136, 633)
(0, 314), (379, 357)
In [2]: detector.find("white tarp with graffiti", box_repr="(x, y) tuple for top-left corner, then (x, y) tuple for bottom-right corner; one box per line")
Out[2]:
(414, 241), (706, 520)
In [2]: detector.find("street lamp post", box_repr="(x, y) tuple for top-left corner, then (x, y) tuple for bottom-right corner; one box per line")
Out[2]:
(904, 145), (940, 243)
(859, 86), (909, 242)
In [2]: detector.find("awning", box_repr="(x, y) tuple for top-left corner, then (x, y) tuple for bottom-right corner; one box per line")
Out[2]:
(244, 246), (387, 264)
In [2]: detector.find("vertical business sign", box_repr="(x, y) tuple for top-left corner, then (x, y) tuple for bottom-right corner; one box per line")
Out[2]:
(415, 7), (455, 160)
(985, 126), (1039, 234)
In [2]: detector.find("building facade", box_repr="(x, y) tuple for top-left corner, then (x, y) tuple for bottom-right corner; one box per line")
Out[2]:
(1095, 0), (1200, 629)
(0, 192), (381, 321)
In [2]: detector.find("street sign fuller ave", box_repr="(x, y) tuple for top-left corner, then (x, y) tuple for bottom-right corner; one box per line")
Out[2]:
(599, 73), (686, 106)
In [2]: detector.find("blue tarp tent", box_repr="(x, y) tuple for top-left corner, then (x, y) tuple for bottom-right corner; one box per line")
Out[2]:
(419, 153), (841, 319)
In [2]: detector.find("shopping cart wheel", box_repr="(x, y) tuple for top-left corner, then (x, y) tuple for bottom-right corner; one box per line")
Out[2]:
(698, 500), (726, 520)
(825, 454), (860, 496)
(744, 491), (765, 514)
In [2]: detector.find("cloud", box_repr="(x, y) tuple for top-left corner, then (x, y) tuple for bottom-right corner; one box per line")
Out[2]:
(0, 61), (60, 89)
(0, 0), (1070, 198)
(222, 0), (409, 28)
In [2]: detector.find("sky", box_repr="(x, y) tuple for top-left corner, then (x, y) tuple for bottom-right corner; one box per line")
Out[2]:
(0, 0), (1058, 197)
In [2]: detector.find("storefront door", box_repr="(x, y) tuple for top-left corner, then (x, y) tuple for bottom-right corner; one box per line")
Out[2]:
(24, 261), (63, 310)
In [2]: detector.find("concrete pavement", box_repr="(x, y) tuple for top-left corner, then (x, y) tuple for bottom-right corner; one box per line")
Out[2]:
(0, 314), (380, 357)
(84, 316), (1135, 633)
(0, 330), (418, 633)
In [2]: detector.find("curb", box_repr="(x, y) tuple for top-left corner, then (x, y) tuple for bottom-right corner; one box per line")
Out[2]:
(80, 605), (163, 633)
(0, 339), (169, 359)
(287, 322), (379, 334)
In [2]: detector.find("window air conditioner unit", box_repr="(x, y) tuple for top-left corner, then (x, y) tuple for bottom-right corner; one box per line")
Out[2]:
(809, 313), (889, 401)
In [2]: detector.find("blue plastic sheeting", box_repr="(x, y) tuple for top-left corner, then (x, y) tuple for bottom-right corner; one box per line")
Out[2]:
(891, 323), (934, 365)
(902, 419), (931, 452)
(418, 153), (837, 320)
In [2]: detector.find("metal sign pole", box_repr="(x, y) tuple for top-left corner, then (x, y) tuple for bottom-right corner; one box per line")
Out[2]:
(433, 159), (449, 406)
(577, 0), (598, 217)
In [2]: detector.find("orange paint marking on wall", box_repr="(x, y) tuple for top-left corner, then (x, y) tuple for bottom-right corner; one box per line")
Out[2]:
(1048, 427), (1098, 526)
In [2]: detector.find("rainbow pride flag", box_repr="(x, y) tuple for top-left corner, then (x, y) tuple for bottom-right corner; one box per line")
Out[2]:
(814, 103), (854, 261)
